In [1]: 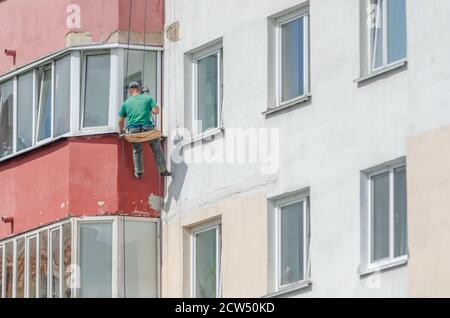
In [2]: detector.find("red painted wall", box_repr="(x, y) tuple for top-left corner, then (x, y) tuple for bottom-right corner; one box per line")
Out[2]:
(0, 135), (163, 239)
(0, 0), (164, 75)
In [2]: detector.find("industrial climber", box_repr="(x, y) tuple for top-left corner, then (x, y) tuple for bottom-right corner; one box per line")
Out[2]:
(118, 82), (172, 179)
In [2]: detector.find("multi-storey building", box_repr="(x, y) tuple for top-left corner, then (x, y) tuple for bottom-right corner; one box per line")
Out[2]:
(161, 0), (450, 298)
(0, 0), (165, 298)
(2, 0), (450, 299)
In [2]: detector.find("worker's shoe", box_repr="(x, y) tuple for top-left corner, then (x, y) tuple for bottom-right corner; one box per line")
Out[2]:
(134, 172), (143, 179)
(160, 171), (172, 177)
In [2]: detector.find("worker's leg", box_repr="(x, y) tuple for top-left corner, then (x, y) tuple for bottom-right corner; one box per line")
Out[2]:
(132, 143), (144, 175)
(149, 138), (167, 173)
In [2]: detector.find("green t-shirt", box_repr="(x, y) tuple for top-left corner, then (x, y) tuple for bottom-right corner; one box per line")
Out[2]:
(118, 94), (157, 127)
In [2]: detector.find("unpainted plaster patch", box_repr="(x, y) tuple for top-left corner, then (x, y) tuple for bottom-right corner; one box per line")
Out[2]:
(97, 201), (106, 207)
(166, 21), (180, 42)
(65, 31), (92, 47)
(148, 194), (162, 211)
(106, 30), (164, 46)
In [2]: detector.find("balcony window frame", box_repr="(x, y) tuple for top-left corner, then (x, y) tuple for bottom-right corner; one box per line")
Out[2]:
(0, 44), (162, 164)
(35, 64), (54, 145)
(53, 55), (72, 138)
(0, 79), (15, 158)
(0, 216), (160, 299)
(80, 51), (112, 131)
(25, 234), (38, 298)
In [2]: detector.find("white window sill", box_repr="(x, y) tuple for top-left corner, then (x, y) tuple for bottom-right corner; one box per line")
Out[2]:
(263, 280), (312, 298)
(355, 59), (408, 85)
(263, 94), (312, 117)
(180, 127), (225, 148)
(358, 257), (408, 277)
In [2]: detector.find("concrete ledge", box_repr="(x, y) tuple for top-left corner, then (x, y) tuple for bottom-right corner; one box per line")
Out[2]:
(263, 94), (312, 117)
(263, 280), (312, 298)
(180, 127), (225, 148)
(355, 59), (408, 86)
(358, 258), (408, 277)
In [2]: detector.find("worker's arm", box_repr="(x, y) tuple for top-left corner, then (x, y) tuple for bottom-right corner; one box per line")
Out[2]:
(152, 105), (160, 115)
(118, 117), (125, 135)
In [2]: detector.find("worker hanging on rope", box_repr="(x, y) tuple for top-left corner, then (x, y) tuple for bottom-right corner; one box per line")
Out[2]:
(118, 82), (172, 179)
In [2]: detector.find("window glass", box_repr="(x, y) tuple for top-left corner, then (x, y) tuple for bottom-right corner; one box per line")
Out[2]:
(371, 0), (407, 70)
(27, 237), (37, 298)
(39, 230), (48, 298)
(197, 54), (219, 133)
(54, 56), (71, 137)
(62, 223), (72, 298)
(372, 172), (390, 262)
(17, 73), (34, 151)
(394, 167), (408, 257)
(124, 50), (157, 100)
(194, 228), (218, 298)
(51, 229), (60, 298)
(37, 67), (52, 142)
(387, 0), (407, 64)
(83, 54), (110, 128)
(79, 223), (113, 298)
(124, 221), (158, 298)
(16, 238), (25, 298)
(280, 201), (304, 286)
(5, 242), (13, 298)
(0, 80), (14, 158)
(281, 17), (305, 102)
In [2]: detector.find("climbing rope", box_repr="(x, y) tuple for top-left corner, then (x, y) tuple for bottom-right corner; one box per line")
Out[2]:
(125, 0), (133, 88)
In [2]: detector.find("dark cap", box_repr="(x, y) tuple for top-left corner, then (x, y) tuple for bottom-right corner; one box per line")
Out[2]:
(128, 81), (142, 90)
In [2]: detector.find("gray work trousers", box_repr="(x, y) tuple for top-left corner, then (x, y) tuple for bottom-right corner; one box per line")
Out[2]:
(128, 126), (167, 174)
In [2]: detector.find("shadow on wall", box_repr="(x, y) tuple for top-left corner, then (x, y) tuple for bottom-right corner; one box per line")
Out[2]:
(164, 137), (188, 212)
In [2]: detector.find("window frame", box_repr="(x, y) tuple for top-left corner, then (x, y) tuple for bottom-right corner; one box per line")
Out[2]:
(366, 163), (408, 270)
(16, 71), (35, 152)
(80, 51), (112, 131)
(73, 217), (117, 299)
(0, 216), (160, 299)
(192, 43), (223, 136)
(368, 0), (407, 73)
(275, 195), (310, 292)
(49, 227), (62, 298)
(0, 79), (15, 158)
(25, 234), (38, 298)
(35, 64), (54, 145)
(0, 220), (72, 298)
(275, 7), (310, 108)
(53, 54), (72, 138)
(191, 220), (222, 298)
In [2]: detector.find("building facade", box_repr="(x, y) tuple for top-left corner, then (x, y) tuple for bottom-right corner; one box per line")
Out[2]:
(161, 0), (450, 298)
(2, 0), (450, 299)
